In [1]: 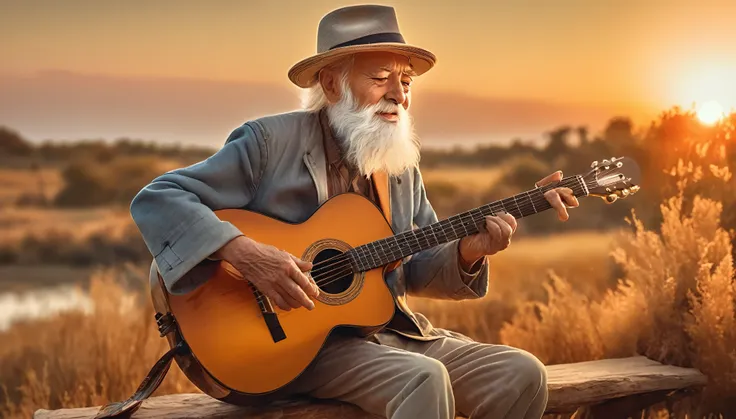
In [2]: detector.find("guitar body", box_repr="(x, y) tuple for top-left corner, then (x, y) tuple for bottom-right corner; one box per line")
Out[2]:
(150, 193), (397, 402)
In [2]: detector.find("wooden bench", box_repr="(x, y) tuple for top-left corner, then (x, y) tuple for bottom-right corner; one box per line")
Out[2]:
(34, 356), (707, 419)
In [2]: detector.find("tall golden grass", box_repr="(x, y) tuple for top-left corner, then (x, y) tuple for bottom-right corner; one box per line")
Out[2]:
(0, 268), (197, 419)
(499, 156), (735, 413)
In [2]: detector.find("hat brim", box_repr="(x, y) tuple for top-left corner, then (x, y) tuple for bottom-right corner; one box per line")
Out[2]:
(288, 43), (436, 88)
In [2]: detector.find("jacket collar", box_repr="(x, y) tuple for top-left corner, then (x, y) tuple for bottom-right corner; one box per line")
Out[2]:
(302, 109), (330, 204)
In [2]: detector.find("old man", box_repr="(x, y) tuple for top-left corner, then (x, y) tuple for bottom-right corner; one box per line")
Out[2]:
(130, 5), (579, 419)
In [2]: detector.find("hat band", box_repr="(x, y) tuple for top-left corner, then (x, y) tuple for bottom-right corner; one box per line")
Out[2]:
(329, 32), (406, 50)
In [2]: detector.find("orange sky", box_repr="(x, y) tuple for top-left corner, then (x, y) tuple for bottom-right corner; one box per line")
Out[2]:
(2, 0), (736, 147)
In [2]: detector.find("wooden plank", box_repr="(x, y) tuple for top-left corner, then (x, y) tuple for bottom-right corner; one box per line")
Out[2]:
(545, 356), (707, 412)
(33, 396), (380, 419)
(33, 356), (707, 419)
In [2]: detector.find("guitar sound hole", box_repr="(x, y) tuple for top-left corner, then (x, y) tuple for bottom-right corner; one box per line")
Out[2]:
(312, 248), (353, 295)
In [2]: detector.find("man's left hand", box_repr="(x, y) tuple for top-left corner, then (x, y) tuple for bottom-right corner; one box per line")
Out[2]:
(458, 170), (579, 268)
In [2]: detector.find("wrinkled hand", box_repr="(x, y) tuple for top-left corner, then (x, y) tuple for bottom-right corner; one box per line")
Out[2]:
(535, 170), (580, 222)
(213, 236), (319, 311)
(458, 170), (580, 266)
(459, 211), (518, 267)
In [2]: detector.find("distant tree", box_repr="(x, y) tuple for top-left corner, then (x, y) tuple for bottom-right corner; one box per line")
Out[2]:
(54, 161), (112, 207)
(577, 126), (589, 145)
(544, 126), (572, 159)
(53, 156), (164, 207)
(603, 117), (635, 144)
(0, 126), (33, 155)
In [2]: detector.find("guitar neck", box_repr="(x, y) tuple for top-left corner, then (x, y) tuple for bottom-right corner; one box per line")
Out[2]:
(350, 174), (589, 272)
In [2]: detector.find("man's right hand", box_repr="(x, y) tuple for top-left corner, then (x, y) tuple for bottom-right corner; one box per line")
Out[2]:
(211, 235), (320, 311)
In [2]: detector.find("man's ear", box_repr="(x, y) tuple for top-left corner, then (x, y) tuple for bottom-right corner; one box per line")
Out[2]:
(319, 69), (342, 104)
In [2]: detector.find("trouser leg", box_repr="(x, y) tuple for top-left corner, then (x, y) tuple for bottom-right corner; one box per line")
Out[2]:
(384, 333), (548, 419)
(289, 334), (456, 419)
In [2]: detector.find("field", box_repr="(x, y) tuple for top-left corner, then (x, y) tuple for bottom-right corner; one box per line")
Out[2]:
(0, 167), (63, 207)
(421, 166), (503, 192)
(1, 108), (735, 418)
(0, 229), (616, 419)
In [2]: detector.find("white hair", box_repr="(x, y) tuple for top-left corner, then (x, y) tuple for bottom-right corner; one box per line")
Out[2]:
(300, 57), (354, 112)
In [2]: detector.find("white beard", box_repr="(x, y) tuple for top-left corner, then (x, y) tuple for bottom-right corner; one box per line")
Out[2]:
(325, 79), (420, 178)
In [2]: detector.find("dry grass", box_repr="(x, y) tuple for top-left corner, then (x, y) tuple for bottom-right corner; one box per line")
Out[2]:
(0, 267), (198, 419)
(0, 207), (134, 245)
(411, 231), (616, 343)
(0, 168), (63, 207)
(493, 161), (736, 415)
(0, 265), (96, 293)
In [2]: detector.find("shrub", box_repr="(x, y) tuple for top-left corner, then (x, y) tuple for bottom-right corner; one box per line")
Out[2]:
(499, 146), (736, 415)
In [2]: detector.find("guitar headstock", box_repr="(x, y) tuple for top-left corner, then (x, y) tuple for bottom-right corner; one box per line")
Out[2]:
(582, 156), (641, 203)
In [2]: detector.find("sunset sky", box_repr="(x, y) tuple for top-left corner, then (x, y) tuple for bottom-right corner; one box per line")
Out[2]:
(2, 0), (736, 148)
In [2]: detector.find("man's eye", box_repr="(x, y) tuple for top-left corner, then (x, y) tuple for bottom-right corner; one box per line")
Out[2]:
(373, 77), (388, 82)
(402, 81), (412, 87)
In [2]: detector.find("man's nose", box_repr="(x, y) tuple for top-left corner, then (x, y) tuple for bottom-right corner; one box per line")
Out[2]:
(384, 79), (406, 105)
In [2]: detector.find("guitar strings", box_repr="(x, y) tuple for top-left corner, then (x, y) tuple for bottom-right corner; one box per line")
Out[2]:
(306, 173), (614, 281)
(258, 173), (626, 305)
(305, 176), (599, 287)
(251, 177), (595, 306)
(307, 177), (583, 277)
(307, 176), (591, 279)
(252, 177), (596, 304)
(252, 191), (561, 306)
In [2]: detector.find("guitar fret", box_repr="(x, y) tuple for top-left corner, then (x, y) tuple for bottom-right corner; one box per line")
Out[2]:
(353, 175), (594, 272)
(354, 247), (365, 272)
(368, 242), (379, 268)
(410, 230), (419, 253)
(421, 227), (432, 248)
(430, 223), (440, 246)
(512, 195), (521, 218)
(448, 217), (458, 240)
(458, 215), (469, 236)
(392, 235), (403, 259)
(377, 239), (389, 265)
(526, 191), (537, 214)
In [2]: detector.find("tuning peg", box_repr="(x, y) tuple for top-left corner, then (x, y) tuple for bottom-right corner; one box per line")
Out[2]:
(591, 160), (599, 168)
(605, 194), (619, 203)
(602, 159), (611, 166)
(620, 188), (630, 196)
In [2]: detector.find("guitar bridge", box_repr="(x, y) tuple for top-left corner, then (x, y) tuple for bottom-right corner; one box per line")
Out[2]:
(250, 285), (286, 343)
(262, 312), (286, 343)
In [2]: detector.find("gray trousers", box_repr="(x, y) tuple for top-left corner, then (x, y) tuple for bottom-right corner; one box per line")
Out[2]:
(289, 330), (548, 419)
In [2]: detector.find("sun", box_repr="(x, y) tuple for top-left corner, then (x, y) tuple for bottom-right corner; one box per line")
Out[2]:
(697, 100), (724, 125)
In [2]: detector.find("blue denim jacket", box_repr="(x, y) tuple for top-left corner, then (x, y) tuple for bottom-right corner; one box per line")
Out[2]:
(129, 110), (489, 339)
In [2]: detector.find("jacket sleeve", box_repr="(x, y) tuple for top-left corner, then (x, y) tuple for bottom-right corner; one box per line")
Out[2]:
(403, 167), (490, 300)
(129, 123), (266, 294)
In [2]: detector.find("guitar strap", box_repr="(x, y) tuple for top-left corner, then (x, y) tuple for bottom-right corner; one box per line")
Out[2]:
(371, 171), (401, 273)
(94, 325), (186, 418)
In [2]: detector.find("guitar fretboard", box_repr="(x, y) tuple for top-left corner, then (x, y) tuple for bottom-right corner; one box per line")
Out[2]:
(349, 175), (587, 272)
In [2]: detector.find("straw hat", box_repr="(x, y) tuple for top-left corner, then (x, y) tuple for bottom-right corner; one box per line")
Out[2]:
(288, 5), (437, 88)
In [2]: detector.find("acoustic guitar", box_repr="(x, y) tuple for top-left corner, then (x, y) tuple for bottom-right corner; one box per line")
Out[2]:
(148, 156), (641, 404)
